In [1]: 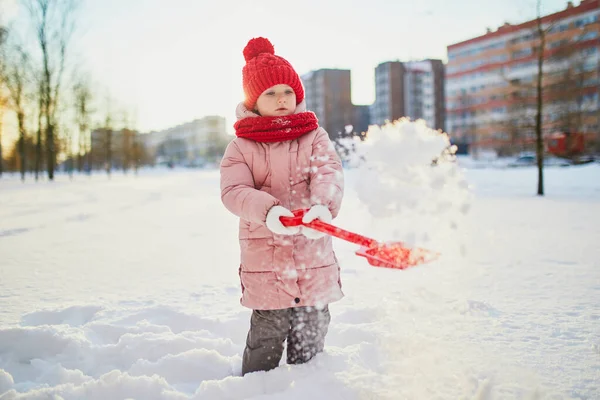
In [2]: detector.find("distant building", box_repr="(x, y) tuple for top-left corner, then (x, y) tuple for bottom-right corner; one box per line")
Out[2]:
(446, 0), (599, 154)
(141, 116), (229, 166)
(371, 59), (445, 131)
(353, 105), (371, 137)
(405, 60), (445, 131)
(371, 62), (406, 126)
(302, 69), (360, 139)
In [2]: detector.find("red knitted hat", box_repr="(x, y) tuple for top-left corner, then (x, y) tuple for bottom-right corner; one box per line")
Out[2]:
(242, 37), (304, 110)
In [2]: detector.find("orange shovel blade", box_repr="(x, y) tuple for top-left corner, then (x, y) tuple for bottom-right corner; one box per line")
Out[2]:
(355, 242), (440, 270)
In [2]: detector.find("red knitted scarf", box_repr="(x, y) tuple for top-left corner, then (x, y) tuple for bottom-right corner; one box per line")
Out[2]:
(234, 112), (318, 143)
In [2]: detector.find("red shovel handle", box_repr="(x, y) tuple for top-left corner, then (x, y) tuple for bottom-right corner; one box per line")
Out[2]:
(279, 209), (377, 248)
(280, 209), (439, 270)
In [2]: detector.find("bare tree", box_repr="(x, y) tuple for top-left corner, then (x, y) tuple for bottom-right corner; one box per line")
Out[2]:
(129, 111), (141, 174)
(122, 128), (134, 174)
(104, 96), (113, 177)
(34, 78), (43, 179)
(545, 29), (595, 143)
(501, 0), (551, 194)
(124, 110), (146, 174)
(0, 25), (7, 178)
(6, 134), (37, 171)
(533, 0), (548, 195)
(131, 131), (144, 174)
(119, 109), (132, 174)
(2, 41), (33, 181)
(73, 77), (92, 173)
(499, 32), (540, 156)
(503, 77), (537, 154)
(0, 98), (4, 178)
(63, 125), (74, 177)
(25, 0), (78, 181)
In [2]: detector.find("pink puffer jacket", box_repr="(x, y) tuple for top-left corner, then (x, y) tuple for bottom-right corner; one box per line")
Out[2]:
(220, 101), (344, 310)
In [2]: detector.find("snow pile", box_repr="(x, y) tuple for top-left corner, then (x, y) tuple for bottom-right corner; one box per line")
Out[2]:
(340, 118), (471, 252)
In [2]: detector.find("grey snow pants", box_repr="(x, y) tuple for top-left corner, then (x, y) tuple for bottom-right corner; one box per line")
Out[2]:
(242, 305), (331, 376)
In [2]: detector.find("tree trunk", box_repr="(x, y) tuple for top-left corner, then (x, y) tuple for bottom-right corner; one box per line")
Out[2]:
(0, 110), (3, 178)
(67, 131), (73, 179)
(35, 82), (43, 181)
(35, 128), (42, 180)
(18, 111), (26, 181)
(535, 54), (544, 196)
(78, 127), (84, 172)
(123, 129), (132, 175)
(46, 122), (54, 180)
(74, 80), (92, 174)
(106, 130), (112, 177)
(85, 138), (91, 175)
(42, 75), (54, 180)
(133, 133), (139, 175)
(39, 1), (54, 181)
(535, 6), (545, 196)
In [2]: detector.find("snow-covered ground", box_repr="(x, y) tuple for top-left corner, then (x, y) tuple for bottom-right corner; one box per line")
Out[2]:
(1, 159), (599, 399)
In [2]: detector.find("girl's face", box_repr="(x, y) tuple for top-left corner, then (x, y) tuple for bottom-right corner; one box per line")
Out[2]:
(254, 84), (296, 117)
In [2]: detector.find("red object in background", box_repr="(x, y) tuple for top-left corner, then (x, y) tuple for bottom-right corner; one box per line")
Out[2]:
(280, 209), (439, 270)
(546, 132), (585, 156)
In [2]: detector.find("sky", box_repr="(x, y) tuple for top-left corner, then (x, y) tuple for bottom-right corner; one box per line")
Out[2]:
(0, 0), (575, 138)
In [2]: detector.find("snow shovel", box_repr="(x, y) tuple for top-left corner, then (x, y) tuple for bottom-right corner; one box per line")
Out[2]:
(280, 209), (439, 270)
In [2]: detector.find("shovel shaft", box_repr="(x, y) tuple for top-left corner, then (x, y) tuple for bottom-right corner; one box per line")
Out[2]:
(279, 212), (377, 248)
(304, 220), (377, 248)
(279, 209), (439, 270)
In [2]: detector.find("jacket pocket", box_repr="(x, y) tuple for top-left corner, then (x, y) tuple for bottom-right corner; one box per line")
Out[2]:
(248, 221), (272, 239)
(240, 238), (274, 271)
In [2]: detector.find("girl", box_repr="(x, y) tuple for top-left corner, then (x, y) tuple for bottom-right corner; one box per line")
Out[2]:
(220, 37), (345, 376)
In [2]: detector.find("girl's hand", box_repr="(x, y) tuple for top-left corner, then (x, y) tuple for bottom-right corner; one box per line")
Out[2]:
(301, 205), (332, 240)
(266, 206), (301, 235)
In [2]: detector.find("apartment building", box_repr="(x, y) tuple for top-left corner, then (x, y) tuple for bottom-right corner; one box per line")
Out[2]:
(446, 0), (599, 153)
(371, 62), (406, 125)
(302, 69), (368, 138)
(371, 60), (445, 130)
(141, 115), (228, 166)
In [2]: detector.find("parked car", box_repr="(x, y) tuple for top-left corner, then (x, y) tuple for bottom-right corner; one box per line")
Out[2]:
(507, 154), (572, 167)
(544, 156), (573, 167)
(508, 154), (536, 167)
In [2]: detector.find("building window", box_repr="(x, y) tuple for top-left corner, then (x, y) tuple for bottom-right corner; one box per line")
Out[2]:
(575, 15), (598, 28)
(577, 31), (599, 41)
(512, 48), (533, 59)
